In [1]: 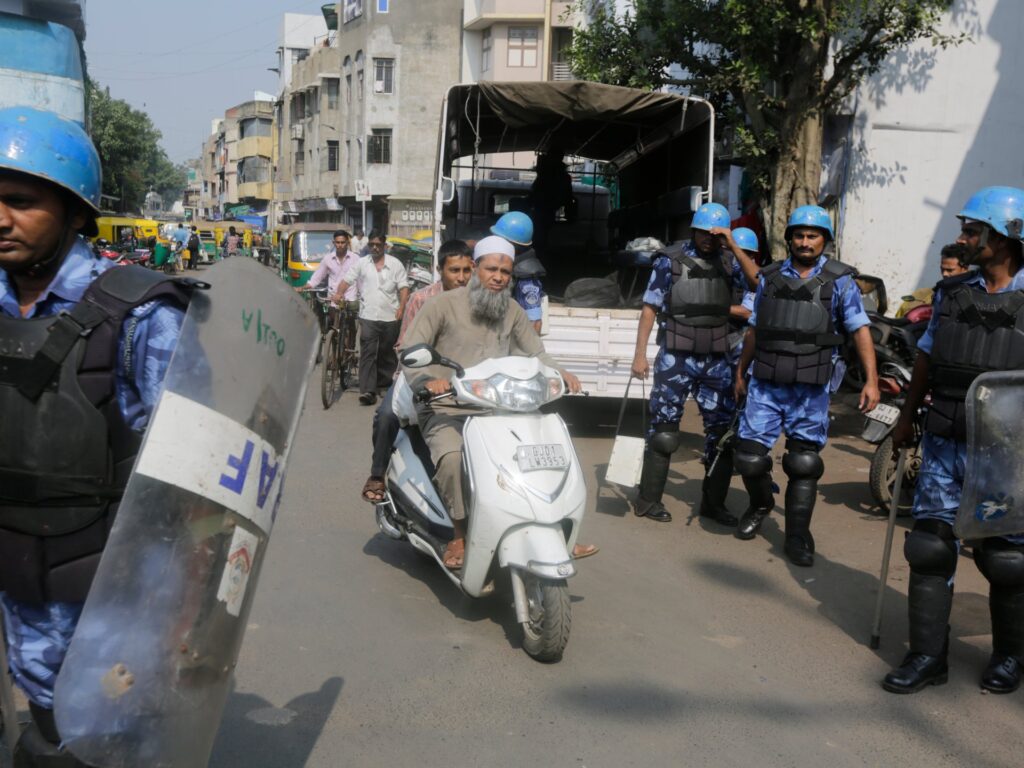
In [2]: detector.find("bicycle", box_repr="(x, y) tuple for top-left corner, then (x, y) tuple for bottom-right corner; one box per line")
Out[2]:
(318, 295), (360, 409)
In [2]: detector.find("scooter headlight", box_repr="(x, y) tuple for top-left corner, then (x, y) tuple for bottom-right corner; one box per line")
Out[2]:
(464, 373), (560, 411)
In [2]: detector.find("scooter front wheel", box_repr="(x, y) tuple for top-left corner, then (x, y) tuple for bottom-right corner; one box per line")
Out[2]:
(520, 575), (571, 663)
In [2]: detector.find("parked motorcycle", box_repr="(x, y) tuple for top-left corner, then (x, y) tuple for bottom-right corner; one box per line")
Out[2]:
(377, 345), (586, 662)
(165, 239), (183, 274)
(862, 360), (926, 514)
(843, 304), (932, 390)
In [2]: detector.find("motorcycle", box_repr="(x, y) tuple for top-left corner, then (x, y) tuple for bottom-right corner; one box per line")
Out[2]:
(861, 360), (926, 514)
(165, 239), (183, 274)
(377, 345), (586, 662)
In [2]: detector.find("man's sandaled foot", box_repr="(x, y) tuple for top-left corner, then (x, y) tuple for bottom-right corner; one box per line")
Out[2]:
(443, 538), (465, 570)
(572, 543), (599, 559)
(362, 476), (386, 504)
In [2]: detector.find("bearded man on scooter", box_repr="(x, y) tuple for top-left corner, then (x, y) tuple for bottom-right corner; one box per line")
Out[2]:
(400, 236), (583, 569)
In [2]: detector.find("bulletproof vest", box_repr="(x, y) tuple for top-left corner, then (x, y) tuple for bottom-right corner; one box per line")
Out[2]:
(512, 250), (546, 279)
(662, 244), (734, 355)
(925, 276), (1024, 440)
(0, 266), (201, 603)
(752, 259), (855, 386)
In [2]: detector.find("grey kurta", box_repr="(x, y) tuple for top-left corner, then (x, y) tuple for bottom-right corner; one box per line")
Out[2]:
(399, 286), (560, 520)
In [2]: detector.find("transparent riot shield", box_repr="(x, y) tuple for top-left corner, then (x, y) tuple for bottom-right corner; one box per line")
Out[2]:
(54, 259), (319, 768)
(955, 370), (1024, 540)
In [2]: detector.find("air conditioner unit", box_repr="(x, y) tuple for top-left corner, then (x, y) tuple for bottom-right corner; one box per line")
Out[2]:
(374, 80), (385, 93)
(290, 124), (304, 139)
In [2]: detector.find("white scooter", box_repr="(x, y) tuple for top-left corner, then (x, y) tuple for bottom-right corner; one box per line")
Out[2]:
(376, 344), (587, 662)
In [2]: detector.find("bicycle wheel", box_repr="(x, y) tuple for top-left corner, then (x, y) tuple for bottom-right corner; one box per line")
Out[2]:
(339, 319), (358, 390)
(320, 329), (340, 409)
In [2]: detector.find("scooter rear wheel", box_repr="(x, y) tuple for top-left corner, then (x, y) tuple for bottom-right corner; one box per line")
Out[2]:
(869, 435), (919, 514)
(521, 576), (571, 663)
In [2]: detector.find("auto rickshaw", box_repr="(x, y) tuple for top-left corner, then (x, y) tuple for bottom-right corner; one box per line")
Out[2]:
(388, 236), (434, 290)
(278, 223), (339, 287)
(215, 221), (254, 257)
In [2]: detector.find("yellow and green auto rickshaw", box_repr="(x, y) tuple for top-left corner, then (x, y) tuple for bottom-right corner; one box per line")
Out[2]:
(278, 223), (339, 287)
(214, 221), (255, 257)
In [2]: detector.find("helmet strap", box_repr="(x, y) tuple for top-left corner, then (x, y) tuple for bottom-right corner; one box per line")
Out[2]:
(19, 222), (74, 280)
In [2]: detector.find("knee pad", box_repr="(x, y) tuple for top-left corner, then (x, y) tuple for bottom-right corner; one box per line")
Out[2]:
(904, 521), (958, 579)
(734, 439), (771, 478)
(975, 541), (1024, 588)
(782, 448), (824, 480)
(649, 424), (681, 456)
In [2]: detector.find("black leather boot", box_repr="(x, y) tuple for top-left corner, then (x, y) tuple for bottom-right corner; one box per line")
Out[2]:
(982, 587), (1024, 693)
(783, 500), (816, 567)
(882, 574), (952, 693)
(634, 449), (672, 522)
(697, 448), (738, 526)
(14, 704), (90, 767)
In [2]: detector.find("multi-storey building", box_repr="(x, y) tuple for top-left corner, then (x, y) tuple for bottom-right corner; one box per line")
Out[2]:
(196, 97), (274, 220)
(274, 0), (462, 237)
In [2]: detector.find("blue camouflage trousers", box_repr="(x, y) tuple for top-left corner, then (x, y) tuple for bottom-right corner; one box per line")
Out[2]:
(737, 378), (832, 450)
(647, 348), (736, 463)
(914, 431), (1024, 547)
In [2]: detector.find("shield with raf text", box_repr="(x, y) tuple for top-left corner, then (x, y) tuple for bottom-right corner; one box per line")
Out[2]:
(54, 258), (318, 768)
(955, 370), (1024, 540)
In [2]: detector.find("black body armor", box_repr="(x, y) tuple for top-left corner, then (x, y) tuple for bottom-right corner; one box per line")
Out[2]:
(925, 275), (1024, 440)
(0, 266), (199, 602)
(752, 259), (856, 386)
(661, 244), (734, 355)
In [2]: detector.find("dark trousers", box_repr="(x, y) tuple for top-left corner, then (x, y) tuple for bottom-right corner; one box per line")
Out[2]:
(371, 386), (401, 477)
(358, 319), (400, 395)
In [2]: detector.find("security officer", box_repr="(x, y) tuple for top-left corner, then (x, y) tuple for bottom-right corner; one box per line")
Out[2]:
(0, 108), (199, 765)
(883, 186), (1024, 695)
(630, 203), (760, 524)
(492, 211), (546, 333)
(733, 205), (879, 565)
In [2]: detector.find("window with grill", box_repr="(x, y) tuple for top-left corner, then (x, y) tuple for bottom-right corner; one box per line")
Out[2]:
(481, 28), (491, 71)
(507, 26), (538, 68)
(367, 128), (392, 164)
(294, 139), (305, 176)
(373, 58), (394, 94)
(357, 69), (364, 100)
(326, 140), (339, 172)
(326, 78), (340, 109)
(239, 118), (271, 139)
(238, 157), (271, 184)
(345, 74), (352, 103)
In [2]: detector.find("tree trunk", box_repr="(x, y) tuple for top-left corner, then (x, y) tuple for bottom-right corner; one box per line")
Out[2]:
(765, 109), (824, 262)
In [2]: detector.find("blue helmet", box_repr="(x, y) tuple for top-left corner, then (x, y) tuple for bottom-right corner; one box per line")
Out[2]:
(691, 202), (730, 232)
(732, 227), (759, 253)
(0, 107), (102, 234)
(490, 211), (533, 246)
(785, 205), (834, 241)
(958, 186), (1024, 241)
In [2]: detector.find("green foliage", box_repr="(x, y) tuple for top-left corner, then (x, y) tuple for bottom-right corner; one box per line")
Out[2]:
(87, 80), (187, 212)
(567, 0), (963, 202)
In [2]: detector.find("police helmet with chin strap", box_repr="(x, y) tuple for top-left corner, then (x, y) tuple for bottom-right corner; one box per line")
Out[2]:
(0, 106), (102, 238)
(958, 186), (1024, 241)
(785, 205), (834, 242)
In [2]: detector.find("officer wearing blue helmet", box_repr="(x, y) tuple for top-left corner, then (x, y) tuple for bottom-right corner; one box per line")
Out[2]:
(630, 202), (760, 524)
(492, 211), (546, 333)
(0, 108), (201, 765)
(733, 205), (879, 566)
(883, 186), (1024, 695)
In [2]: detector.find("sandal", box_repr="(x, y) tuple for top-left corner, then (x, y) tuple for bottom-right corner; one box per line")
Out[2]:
(442, 538), (465, 570)
(362, 476), (386, 504)
(572, 543), (600, 559)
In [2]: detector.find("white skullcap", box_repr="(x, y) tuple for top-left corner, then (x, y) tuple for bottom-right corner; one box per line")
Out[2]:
(473, 235), (516, 262)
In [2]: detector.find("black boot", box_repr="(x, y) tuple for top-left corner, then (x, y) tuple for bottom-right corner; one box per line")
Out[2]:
(634, 449), (672, 522)
(882, 574), (952, 693)
(783, 500), (816, 567)
(14, 704), (90, 767)
(734, 470), (774, 540)
(697, 449), (738, 526)
(982, 587), (1024, 693)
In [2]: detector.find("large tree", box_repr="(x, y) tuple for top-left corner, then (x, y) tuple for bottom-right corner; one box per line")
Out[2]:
(568, 0), (965, 256)
(87, 80), (187, 213)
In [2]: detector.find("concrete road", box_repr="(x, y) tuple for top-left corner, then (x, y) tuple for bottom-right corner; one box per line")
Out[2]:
(208, 384), (1022, 768)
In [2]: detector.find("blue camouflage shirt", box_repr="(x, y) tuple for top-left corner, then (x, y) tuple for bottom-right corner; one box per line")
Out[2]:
(513, 277), (545, 322)
(918, 268), (1024, 355)
(0, 238), (186, 708)
(642, 240), (753, 328)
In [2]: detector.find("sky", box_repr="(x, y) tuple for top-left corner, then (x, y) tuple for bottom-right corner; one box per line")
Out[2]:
(84, 0), (331, 164)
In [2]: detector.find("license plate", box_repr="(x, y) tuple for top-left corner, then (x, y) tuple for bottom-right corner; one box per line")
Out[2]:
(866, 403), (901, 425)
(516, 444), (568, 472)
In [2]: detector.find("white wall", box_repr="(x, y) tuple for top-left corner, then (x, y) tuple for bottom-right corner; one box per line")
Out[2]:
(840, 0), (1024, 303)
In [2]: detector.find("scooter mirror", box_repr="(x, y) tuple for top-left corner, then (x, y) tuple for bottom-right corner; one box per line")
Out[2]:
(400, 344), (439, 369)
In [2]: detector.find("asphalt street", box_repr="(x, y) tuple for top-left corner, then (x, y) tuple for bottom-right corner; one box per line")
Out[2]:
(205, 379), (1023, 768)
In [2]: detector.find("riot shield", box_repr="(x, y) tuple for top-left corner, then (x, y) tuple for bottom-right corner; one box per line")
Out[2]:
(53, 259), (318, 768)
(955, 370), (1024, 540)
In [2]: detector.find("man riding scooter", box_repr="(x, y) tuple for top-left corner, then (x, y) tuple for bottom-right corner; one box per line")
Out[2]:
(399, 236), (583, 569)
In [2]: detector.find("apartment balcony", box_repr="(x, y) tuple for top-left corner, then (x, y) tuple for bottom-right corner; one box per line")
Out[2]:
(464, 0), (545, 30)
(238, 181), (273, 201)
(237, 136), (272, 161)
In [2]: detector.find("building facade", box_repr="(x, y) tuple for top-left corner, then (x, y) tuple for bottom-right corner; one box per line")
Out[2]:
(273, 0), (463, 236)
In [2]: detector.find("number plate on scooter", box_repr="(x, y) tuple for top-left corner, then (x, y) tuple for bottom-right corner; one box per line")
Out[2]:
(516, 444), (568, 472)
(866, 403), (901, 425)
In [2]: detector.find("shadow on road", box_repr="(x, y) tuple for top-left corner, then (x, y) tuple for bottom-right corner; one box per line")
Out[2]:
(210, 677), (343, 768)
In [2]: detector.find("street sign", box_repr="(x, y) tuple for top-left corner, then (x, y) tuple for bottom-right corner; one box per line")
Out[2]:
(355, 179), (371, 202)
